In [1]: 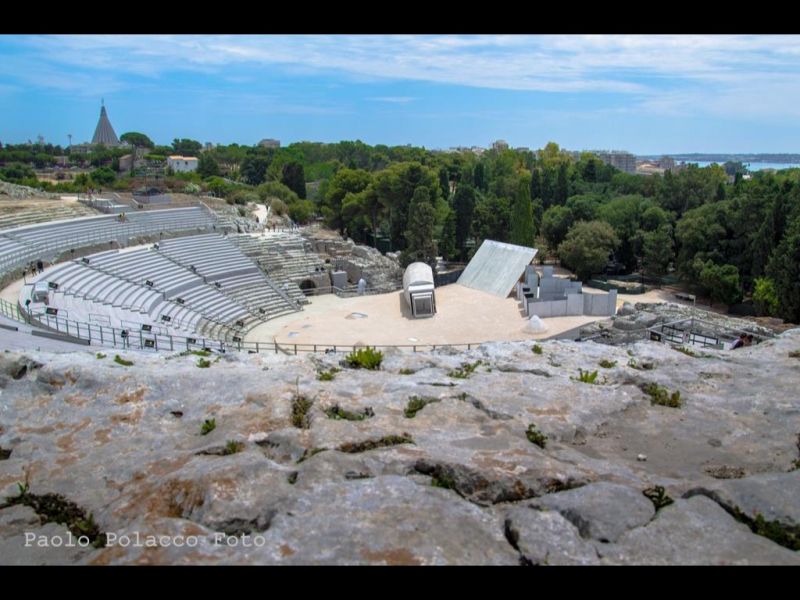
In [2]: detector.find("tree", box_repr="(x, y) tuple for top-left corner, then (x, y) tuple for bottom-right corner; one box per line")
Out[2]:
(281, 161), (307, 199)
(767, 217), (800, 323)
(323, 168), (373, 235)
(90, 166), (116, 186)
(452, 184), (476, 260)
(510, 173), (535, 247)
(555, 162), (568, 205)
(541, 205), (572, 255)
(240, 156), (270, 185)
(698, 261), (742, 306)
(120, 132), (154, 149)
(642, 225), (674, 278)
(438, 167), (450, 200)
(438, 210), (457, 260)
(558, 220), (619, 281)
(171, 138), (202, 156)
(197, 153), (220, 178)
(401, 185), (437, 269)
(287, 199), (316, 224)
(473, 161), (486, 192)
(752, 277), (779, 317)
(530, 167), (541, 201)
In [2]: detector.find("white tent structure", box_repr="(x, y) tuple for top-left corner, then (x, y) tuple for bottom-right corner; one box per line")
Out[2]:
(403, 262), (436, 318)
(457, 240), (537, 298)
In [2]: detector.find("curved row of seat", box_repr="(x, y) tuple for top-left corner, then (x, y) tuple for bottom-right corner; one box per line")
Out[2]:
(39, 233), (303, 342)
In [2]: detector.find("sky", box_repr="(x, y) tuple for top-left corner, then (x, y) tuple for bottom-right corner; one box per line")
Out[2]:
(1, 34), (799, 155)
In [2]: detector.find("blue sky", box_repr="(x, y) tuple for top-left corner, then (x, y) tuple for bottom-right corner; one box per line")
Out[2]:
(1, 34), (800, 154)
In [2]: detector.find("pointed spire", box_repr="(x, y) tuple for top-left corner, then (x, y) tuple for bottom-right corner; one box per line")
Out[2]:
(92, 101), (119, 146)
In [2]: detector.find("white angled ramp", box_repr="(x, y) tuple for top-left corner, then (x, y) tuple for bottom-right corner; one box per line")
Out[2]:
(457, 240), (537, 298)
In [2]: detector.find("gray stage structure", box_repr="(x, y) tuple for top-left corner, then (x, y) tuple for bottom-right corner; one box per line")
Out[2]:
(457, 240), (538, 297)
(517, 266), (617, 318)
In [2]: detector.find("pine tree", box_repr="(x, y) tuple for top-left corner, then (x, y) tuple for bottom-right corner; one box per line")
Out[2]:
(402, 186), (437, 269)
(511, 174), (535, 247)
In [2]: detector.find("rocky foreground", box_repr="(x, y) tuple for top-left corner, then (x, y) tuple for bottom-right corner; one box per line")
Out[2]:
(0, 331), (799, 565)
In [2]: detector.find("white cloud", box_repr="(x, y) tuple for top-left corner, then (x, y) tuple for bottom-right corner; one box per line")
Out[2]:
(3, 34), (800, 119)
(367, 96), (416, 104)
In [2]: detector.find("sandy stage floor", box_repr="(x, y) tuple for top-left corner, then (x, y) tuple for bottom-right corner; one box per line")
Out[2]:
(246, 284), (607, 348)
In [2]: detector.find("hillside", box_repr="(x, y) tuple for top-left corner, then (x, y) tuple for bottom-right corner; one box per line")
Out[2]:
(0, 331), (799, 565)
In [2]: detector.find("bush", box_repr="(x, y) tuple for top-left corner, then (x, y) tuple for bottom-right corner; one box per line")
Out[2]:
(532, 344), (543, 355)
(345, 347), (383, 370)
(642, 383), (682, 408)
(201, 418), (216, 435)
(526, 423), (547, 448)
(574, 368), (599, 384)
(291, 394), (314, 429)
(196, 358), (211, 368)
(404, 396), (439, 418)
(598, 359), (617, 368)
(113, 355), (133, 367)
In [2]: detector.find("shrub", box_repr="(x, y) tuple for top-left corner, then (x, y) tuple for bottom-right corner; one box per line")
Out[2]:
(291, 394), (314, 429)
(398, 368), (415, 375)
(95, 352), (106, 359)
(532, 344), (543, 355)
(345, 347), (383, 370)
(643, 485), (674, 509)
(338, 434), (414, 453)
(448, 360), (483, 379)
(642, 383), (682, 408)
(324, 404), (374, 421)
(574, 368), (599, 384)
(526, 424), (547, 449)
(223, 440), (244, 455)
(598, 359), (617, 368)
(404, 396), (439, 418)
(317, 367), (341, 381)
(201, 418), (216, 435)
(196, 358), (211, 368)
(113, 355), (133, 367)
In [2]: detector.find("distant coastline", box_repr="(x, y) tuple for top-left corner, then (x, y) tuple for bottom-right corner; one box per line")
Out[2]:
(639, 153), (800, 164)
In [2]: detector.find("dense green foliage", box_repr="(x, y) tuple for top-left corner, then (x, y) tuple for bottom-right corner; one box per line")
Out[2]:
(2, 136), (800, 320)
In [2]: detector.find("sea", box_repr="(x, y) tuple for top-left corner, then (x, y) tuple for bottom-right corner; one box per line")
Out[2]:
(682, 161), (800, 171)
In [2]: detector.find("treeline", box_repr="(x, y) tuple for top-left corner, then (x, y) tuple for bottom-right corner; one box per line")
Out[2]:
(2, 136), (799, 322)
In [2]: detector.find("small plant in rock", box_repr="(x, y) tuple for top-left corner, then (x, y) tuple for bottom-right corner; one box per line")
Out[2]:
(404, 396), (439, 418)
(628, 358), (655, 370)
(338, 433), (414, 454)
(190, 349), (212, 357)
(398, 368), (415, 375)
(448, 360), (483, 379)
(573, 368), (599, 384)
(113, 355), (133, 367)
(598, 359), (617, 369)
(200, 418), (216, 435)
(317, 367), (341, 381)
(95, 352), (106, 359)
(223, 440), (244, 455)
(344, 347), (383, 370)
(324, 404), (374, 421)
(296, 447), (327, 464)
(752, 514), (800, 550)
(196, 358), (211, 368)
(532, 344), (543, 355)
(643, 485), (674, 510)
(642, 383), (682, 408)
(431, 472), (457, 490)
(526, 424), (547, 449)
(291, 394), (314, 429)
(674, 346), (699, 357)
